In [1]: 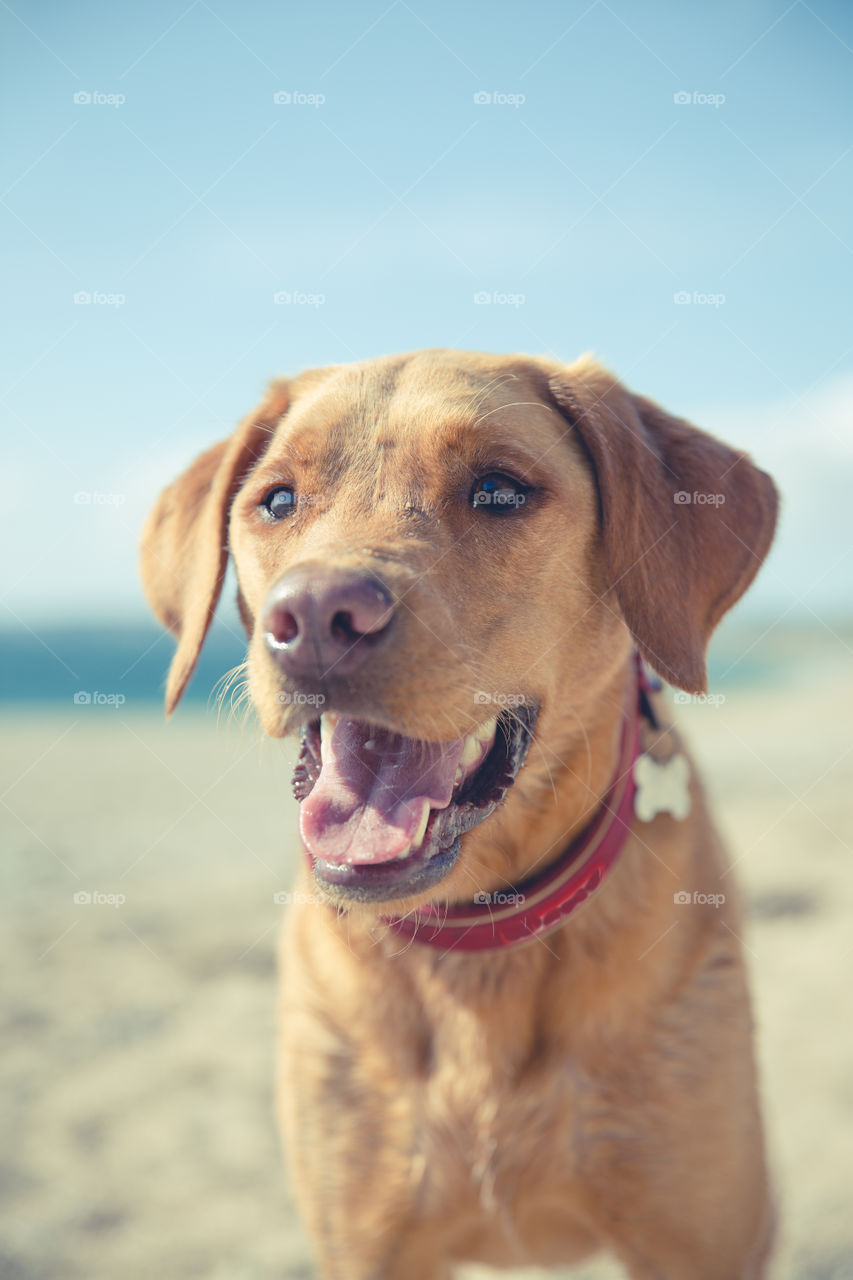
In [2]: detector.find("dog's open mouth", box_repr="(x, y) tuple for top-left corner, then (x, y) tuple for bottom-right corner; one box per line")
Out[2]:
(291, 706), (537, 903)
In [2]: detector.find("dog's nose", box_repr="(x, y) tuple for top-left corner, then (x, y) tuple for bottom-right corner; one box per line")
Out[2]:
(262, 566), (395, 679)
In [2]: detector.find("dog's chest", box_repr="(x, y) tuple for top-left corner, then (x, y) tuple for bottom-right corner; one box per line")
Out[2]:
(410, 1008), (585, 1215)
(397, 1021), (613, 1266)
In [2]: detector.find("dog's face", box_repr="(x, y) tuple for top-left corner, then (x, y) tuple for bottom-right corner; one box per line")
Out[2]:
(142, 349), (777, 906)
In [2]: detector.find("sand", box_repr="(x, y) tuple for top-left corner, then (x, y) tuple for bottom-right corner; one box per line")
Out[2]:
(2, 633), (851, 1279)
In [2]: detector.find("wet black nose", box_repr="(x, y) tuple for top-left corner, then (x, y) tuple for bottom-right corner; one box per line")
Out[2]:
(261, 565), (395, 679)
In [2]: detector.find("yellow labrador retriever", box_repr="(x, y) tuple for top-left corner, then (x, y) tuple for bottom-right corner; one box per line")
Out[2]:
(141, 350), (778, 1279)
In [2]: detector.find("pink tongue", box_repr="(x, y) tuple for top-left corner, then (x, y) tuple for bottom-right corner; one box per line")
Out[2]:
(299, 719), (466, 866)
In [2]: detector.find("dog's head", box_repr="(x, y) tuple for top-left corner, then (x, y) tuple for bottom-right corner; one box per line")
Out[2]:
(141, 350), (777, 905)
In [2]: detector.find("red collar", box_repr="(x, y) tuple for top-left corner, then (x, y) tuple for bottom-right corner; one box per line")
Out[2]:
(385, 657), (651, 953)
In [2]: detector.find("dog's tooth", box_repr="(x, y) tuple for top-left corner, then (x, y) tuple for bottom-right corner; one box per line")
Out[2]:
(397, 800), (431, 859)
(475, 715), (498, 745)
(319, 713), (338, 758)
(411, 798), (430, 849)
(459, 717), (496, 771)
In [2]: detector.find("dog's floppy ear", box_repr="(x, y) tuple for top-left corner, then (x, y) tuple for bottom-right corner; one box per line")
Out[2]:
(140, 380), (290, 715)
(547, 358), (778, 693)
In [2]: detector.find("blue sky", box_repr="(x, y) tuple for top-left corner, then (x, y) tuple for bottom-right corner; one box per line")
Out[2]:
(2, 0), (852, 627)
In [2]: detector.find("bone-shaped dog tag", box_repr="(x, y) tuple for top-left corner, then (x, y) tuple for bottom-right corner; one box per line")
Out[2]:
(634, 753), (691, 822)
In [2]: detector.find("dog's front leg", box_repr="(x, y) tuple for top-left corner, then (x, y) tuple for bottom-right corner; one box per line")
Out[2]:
(297, 1225), (453, 1280)
(280, 1096), (453, 1280)
(608, 1191), (774, 1280)
(278, 938), (452, 1279)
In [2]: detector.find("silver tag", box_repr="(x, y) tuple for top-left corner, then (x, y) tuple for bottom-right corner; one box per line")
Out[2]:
(634, 752), (691, 823)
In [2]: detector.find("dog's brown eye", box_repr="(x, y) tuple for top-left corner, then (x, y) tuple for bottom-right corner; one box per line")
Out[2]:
(471, 473), (527, 514)
(262, 486), (296, 519)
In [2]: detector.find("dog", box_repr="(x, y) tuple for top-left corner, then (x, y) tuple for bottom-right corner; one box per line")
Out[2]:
(141, 349), (779, 1279)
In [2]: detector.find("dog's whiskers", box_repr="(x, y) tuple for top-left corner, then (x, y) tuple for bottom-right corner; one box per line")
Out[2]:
(212, 663), (250, 726)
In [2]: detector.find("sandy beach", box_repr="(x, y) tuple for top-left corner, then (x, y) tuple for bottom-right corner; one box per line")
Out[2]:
(2, 629), (852, 1280)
